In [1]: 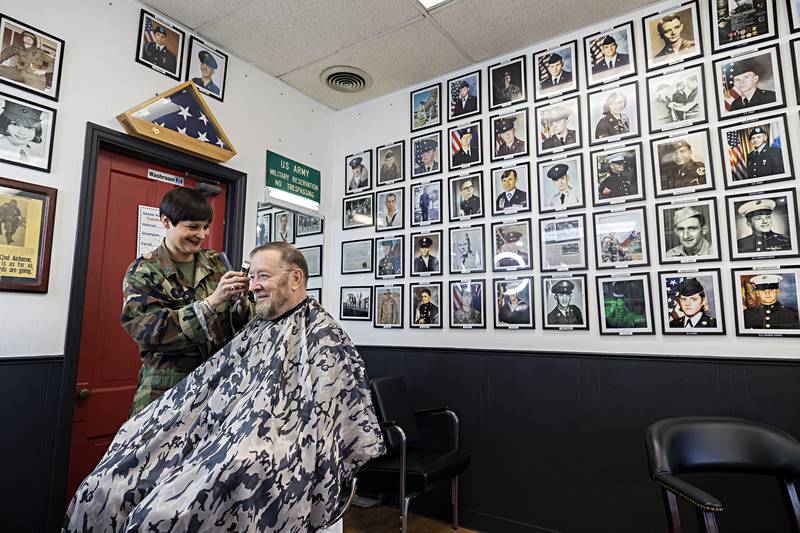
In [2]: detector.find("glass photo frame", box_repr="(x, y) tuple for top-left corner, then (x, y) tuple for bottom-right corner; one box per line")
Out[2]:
(540, 214), (588, 272)
(541, 274), (589, 330)
(494, 276), (535, 329)
(658, 268), (725, 335)
(596, 273), (655, 335)
(593, 207), (650, 269)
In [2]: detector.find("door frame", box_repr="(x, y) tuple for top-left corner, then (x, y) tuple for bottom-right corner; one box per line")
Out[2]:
(47, 122), (247, 528)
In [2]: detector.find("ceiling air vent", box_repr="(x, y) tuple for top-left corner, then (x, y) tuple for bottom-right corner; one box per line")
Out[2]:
(321, 66), (372, 93)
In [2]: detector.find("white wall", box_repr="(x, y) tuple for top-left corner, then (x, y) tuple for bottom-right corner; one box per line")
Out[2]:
(330, 0), (800, 358)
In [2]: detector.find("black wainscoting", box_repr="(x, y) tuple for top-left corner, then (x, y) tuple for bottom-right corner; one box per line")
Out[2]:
(360, 346), (800, 533)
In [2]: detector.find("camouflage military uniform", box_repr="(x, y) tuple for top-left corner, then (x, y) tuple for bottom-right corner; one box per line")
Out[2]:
(0, 43), (54, 91)
(0, 200), (23, 244)
(604, 301), (646, 328)
(122, 243), (252, 415)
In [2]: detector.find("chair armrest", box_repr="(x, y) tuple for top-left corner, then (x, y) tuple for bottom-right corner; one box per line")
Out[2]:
(414, 407), (452, 416)
(414, 408), (459, 451)
(378, 421), (408, 500)
(654, 473), (723, 512)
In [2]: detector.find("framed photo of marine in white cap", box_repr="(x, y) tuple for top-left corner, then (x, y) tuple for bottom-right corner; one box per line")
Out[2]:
(491, 162), (531, 216)
(658, 269), (725, 335)
(490, 109), (529, 162)
(376, 141), (405, 186)
(447, 120), (482, 171)
(136, 10), (184, 81)
(344, 150), (372, 195)
(590, 142), (644, 207)
(656, 197), (721, 264)
(447, 70), (481, 122)
(645, 64), (707, 133)
(0, 92), (56, 172)
(488, 55), (527, 111)
(596, 274), (655, 335)
(583, 22), (637, 89)
(541, 274), (588, 330)
(718, 114), (793, 190)
(710, 0), (776, 53)
(538, 154), (585, 214)
(726, 189), (800, 260)
(651, 128), (714, 198)
(492, 219), (533, 272)
(410, 131), (442, 179)
(186, 36), (228, 102)
(494, 276), (535, 329)
(539, 214), (588, 272)
(533, 41), (579, 102)
(732, 266), (800, 337)
(410, 230), (443, 277)
(642, 1), (703, 72)
(534, 95), (582, 157)
(712, 45), (785, 121)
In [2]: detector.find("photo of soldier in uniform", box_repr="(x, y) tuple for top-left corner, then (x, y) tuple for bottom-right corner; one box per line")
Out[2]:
(719, 116), (792, 189)
(492, 220), (532, 271)
(377, 141), (404, 186)
(657, 198), (720, 264)
(272, 211), (294, 244)
(711, 0), (775, 52)
(588, 81), (639, 145)
(542, 276), (588, 330)
(594, 207), (649, 268)
(0, 95), (56, 172)
(540, 214), (587, 271)
(374, 285), (403, 328)
(533, 42), (578, 101)
(652, 130), (712, 197)
(448, 121), (482, 171)
(488, 56), (527, 110)
(342, 193), (373, 230)
(646, 65), (706, 132)
(591, 144), (643, 206)
(534, 96), (582, 156)
(376, 188), (403, 232)
(411, 282), (441, 328)
(448, 71), (481, 121)
(410, 131), (442, 179)
(255, 210), (270, 247)
(410, 83), (441, 132)
(490, 109), (528, 161)
(728, 190), (799, 260)
(449, 173), (484, 221)
(136, 10), (184, 80)
(345, 150), (371, 194)
(494, 277), (534, 328)
(375, 236), (404, 279)
(597, 275), (654, 335)
(411, 232), (442, 277)
(339, 286), (372, 321)
(659, 270), (725, 335)
(449, 225), (485, 274)
(411, 180), (442, 226)
(186, 37), (227, 101)
(643, 3), (702, 70)
(734, 268), (800, 336)
(791, 0), (800, 31)
(0, 196), (26, 246)
(539, 155), (584, 213)
(714, 46), (784, 120)
(584, 23), (637, 87)
(450, 280), (485, 328)
(491, 163), (530, 216)
(0, 15), (64, 100)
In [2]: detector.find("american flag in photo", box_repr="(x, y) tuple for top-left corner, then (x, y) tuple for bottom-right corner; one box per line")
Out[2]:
(147, 89), (226, 148)
(589, 37), (605, 70)
(449, 81), (462, 107)
(143, 17), (157, 43)
(665, 276), (684, 321)
(538, 56), (550, 85)
(727, 130), (749, 181)
(414, 136), (437, 166)
(453, 283), (480, 311)
(721, 62), (741, 111)
(450, 128), (463, 154)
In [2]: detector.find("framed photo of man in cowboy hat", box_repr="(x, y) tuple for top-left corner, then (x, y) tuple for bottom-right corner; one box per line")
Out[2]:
(0, 92), (56, 172)
(136, 9), (184, 80)
(0, 14), (64, 101)
(185, 36), (228, 102)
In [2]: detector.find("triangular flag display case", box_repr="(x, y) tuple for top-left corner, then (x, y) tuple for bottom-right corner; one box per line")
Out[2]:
(117, 80), (236, 163)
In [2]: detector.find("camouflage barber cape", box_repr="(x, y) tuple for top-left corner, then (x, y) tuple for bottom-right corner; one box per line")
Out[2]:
(64, 298), (385, 532)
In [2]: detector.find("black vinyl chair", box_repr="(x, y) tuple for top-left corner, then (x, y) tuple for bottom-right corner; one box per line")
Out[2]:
(646, 416), (800, 533)
(357, 377), (470, 533)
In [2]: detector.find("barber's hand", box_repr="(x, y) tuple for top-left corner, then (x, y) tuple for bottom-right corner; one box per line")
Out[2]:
(207, 271), (249, 311)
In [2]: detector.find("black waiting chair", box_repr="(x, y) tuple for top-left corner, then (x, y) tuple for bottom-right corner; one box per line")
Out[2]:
(357, 377), (470, 533)
(645, 416), (800, 533)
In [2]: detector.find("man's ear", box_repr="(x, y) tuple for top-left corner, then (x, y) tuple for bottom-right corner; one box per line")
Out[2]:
(161, 215), (172, 229)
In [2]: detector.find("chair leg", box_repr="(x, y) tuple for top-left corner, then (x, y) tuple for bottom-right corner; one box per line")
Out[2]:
(661, 489), (682, 533)
(779, 478), (800, 533)
(695, 509), (719, 533)
(400, 495), (411, 533)
(451, 476), (459, 529)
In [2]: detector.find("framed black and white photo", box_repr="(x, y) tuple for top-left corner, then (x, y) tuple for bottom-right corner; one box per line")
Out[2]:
(541, 274), (589, 330)
(410, 230), (443, 277)
(450, 279), (486, 329)
(591, 142), (645, 206)
(376, 141), (405, 186)
(651, 128), (714, 197)
(791, 0), (800, 32)
(642, 1), (703, 71)
(340, 286), (372, 321)
(255, 209), (270, 246)
(341, 238), (373, 275)
(711, 0), (776, 53)
(410, 281), (442, 328)
(488, 56), (527, 110)
(0, 92), (56, 173)
(492, 219), (533, 272)
(448, 120), (482, 171)
(342, 193), (374, 230)
(732, 266), (800, 336)
(411, 179), (442, 226)
(646, 64), (707, 133)
(539, 154), (585, 213)
(449, 172), (484, 222)
(375, 187), (404, 232)
(494, 276), (535, 329)
(297, 245), (322, 277)
(587, 81), (640, 146)
(540, 213), (588, 272)
(345, 150), (372, 195)
(449, 225), (486, 275)
(791, 37), (800, 102)
(596, 273), (655, 335)
(448, 70), (481, 122)
(533, 41), (579, 101)
(375, 235), (404, 279)
(656, 197), (721, 264)
(410, 130), (442, 179)
(718, 114), (793, 189)
(584, 22), (637, 88)
(307, 288), (321, 304)
(593, 207), (650, 269)
(374, 284), (403, 329)
(712, 45), (785, 121)
(272, 211), (294, 244)
(726, 188), (800, 260)
(490, 108), (529, 162)
(185, 36), (228, 101)
(0, 14), (64, 101)
(296, 213), (323, 237)
(534, 95), (582, 157)
(659, 269), (725, 335)
(410, 82), (441, 132)
(136, 10), (184, 81)
(491, 162), (531, 216)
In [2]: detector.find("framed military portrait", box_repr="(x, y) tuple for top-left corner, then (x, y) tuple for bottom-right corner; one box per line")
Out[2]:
(732, 266), (800, 337)
(410, 130), (442, 179)
(642, 1), (703, 71)
(410, 281), (442, 328)
(710, 0), (776, 53)
(659, 269), (725, 335)
(447, 120), (483, 171)
(448, 172), (484, 222)
(375, 235), (404, 280)
(791, 0), (800, 31)
(449, 279), (486, 329)
(590, 142), (644, 207)
(583, 22), (637, 89)
(410, 82), (441, 132)
(339, 286), (372, 321)
(296, 213), (323, 237)
(374, 284), (403, 329)
(272, 211), (294, 244)
(540, 214), (587, 272)
(712, 45), (785, 121)
(490, 108), (529, 162)
(492, 219), (533, 272)
(342, 193), (374, 230)
(410, 230), (443, 277)
(255, 209), (270, 247)
(185, 36), (228, 102)
(726, 188), (800, 260)
(491, 162), (531, 216)
(533, 41), (579, 102)
(541, 274), (589, 330)
(376, 141), (405, 186)
(534, 95), (582, 157)
(645, 64), (707, 133)
(0, 91), (56, 173)
(718, 114), (793, 189)
(297, 245), (322, 278)
(596, 273), (655, 335)
(655, 197), (721, 264)
(792, 38), (800, 103)
(587, 80), (640, 146)
(307, 287), (322, 304)
(410, 179), (442, 227)
(447, 70), (481, 122)
(494, 276), (535, 329)
(0, 14), (64, 101)
(375, 187), (404, 232)
(651, 128), (714, 197)
(340, 238), (373, 275)
(488, 55), (527, 110)
(593, 207), (650, 269)
(538, 154), (585, 214)
(345, 150), (372, 195)
(136, 10), (184, 81)
(449, 224), (486, 275)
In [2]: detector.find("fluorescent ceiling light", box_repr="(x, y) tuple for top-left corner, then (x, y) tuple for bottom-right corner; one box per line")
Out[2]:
(419, 0), (450, 9)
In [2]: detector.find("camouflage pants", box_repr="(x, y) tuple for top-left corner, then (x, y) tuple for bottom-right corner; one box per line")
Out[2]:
(0, 65), (47, 90)
(129, 364), (190, 417)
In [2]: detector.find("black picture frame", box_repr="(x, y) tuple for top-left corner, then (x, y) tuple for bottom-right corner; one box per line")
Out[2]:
(376, 140), (405, 187)
(449, 224), (486, 275)
(731, 265), (800, 337)
(342, 192), (374, 230)
(491, 219), (533, 272)
(410, 229), (443, 277)
(449, 279), (486, 329)
(374, 284), (404, 329)
(538, 153), (586, 214)
(590, 142), (645, 207)
(541, 274), (589, 330)
(344, 149), (372, 195)
(410, 130), (443, 179)
(725, 188), (800, 261)
(447, 70), (482, 122)
(650, 127), (715, 198)
(0, 14), (64, 101)
(307, 287), (322, 304)
(494, 276), (535, 329)
(791, 37), (800, 104)
(375, 234), (404, 280)
(448, 172), (485, 222)
(135, 9), (184, 81)
(447, 119), (483, 172)
(593, 206), (651, 269)
(410, 281), (443, 329)
(255, 209), (270, 247)
(532, 40), (579, 102)
(655, 197), (722, 264)
(340, 238), (373, 275)
(0, 91), (57, 173)
(533, 94), (583, 157)
(410, 82), (442, 132)
(375, 187), (405, 232)
(791, 0), (800, 32)
(642, 0), (704, 72)
(491, 161), (532, 216)
(658, 268), (726, 335)
(596, 273), (655, 335)
(710, 0), (777, 53)
(712, 44), (786, 121)
(297, 244), (322, 278)
(583, 21), (638, 89)
(587, 80), (641, 146)
(272, 210), (294, 244)
(488, 55), (528, 110)
(185, 36), (228, 102)
(339, 286), (372, 321)
(410, 179), (443, 227)
(490, 108), (529, 162)
(645, 63), (708, 134)
(539, 213), (588, 272)
(295, 213), (324, 237)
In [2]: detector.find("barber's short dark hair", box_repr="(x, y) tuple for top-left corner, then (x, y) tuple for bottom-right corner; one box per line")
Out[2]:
(159, 188), (213, 224)
(250, 241), (309, 286)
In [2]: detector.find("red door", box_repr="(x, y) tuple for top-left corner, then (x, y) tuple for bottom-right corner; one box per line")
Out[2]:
(65, 150), (227, 503)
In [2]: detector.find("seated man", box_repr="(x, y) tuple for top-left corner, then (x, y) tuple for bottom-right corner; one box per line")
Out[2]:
(64, 242), (385, 531)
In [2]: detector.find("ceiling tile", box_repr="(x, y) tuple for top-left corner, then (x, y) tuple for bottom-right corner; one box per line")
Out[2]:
(143, 0), (254, 30)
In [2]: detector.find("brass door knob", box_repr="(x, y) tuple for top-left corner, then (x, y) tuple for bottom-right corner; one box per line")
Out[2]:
(77, 388), (91, 401)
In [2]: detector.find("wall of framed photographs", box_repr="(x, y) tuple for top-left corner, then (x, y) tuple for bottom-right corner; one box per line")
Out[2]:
(332, 0), (800, 359)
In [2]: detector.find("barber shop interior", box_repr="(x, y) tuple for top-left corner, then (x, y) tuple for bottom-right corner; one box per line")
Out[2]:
(4, 0), (800, 531)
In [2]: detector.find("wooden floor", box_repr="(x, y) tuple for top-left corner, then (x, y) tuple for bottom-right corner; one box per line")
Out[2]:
(343, 505), (478, 532)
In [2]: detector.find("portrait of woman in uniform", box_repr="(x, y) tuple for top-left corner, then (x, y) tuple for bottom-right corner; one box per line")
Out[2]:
(596, 274), (655, 335)
(712, 45), (785, 121)
(590, 143), (644, 207)
(732, 267), (800, 337)
(658, 269), (725, 335)
(541, 274), (588, 330)
(656, 197), (721, 264)
(136, 10), (184, 81)
(494, 276), (534, 329)
(651, 128), (714, 197)
(450, 280), (485, 329)
(0, 14), (64, 100)
(645, 64), (707, 133)
(587, 81), (640, 146)
(410, 281), (442, 328)
(0, 92), (56, 172)
(726, 189), (800, 261)
(718, 114), (793, 189)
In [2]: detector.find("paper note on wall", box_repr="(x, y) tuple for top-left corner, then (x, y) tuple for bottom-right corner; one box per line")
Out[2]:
(137, 205), (165, 258)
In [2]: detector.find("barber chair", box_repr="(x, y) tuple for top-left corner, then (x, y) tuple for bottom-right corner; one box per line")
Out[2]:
(645, 416), (800, 533)
(357, 377), (470, 533)
(319, 477), (358, 531)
